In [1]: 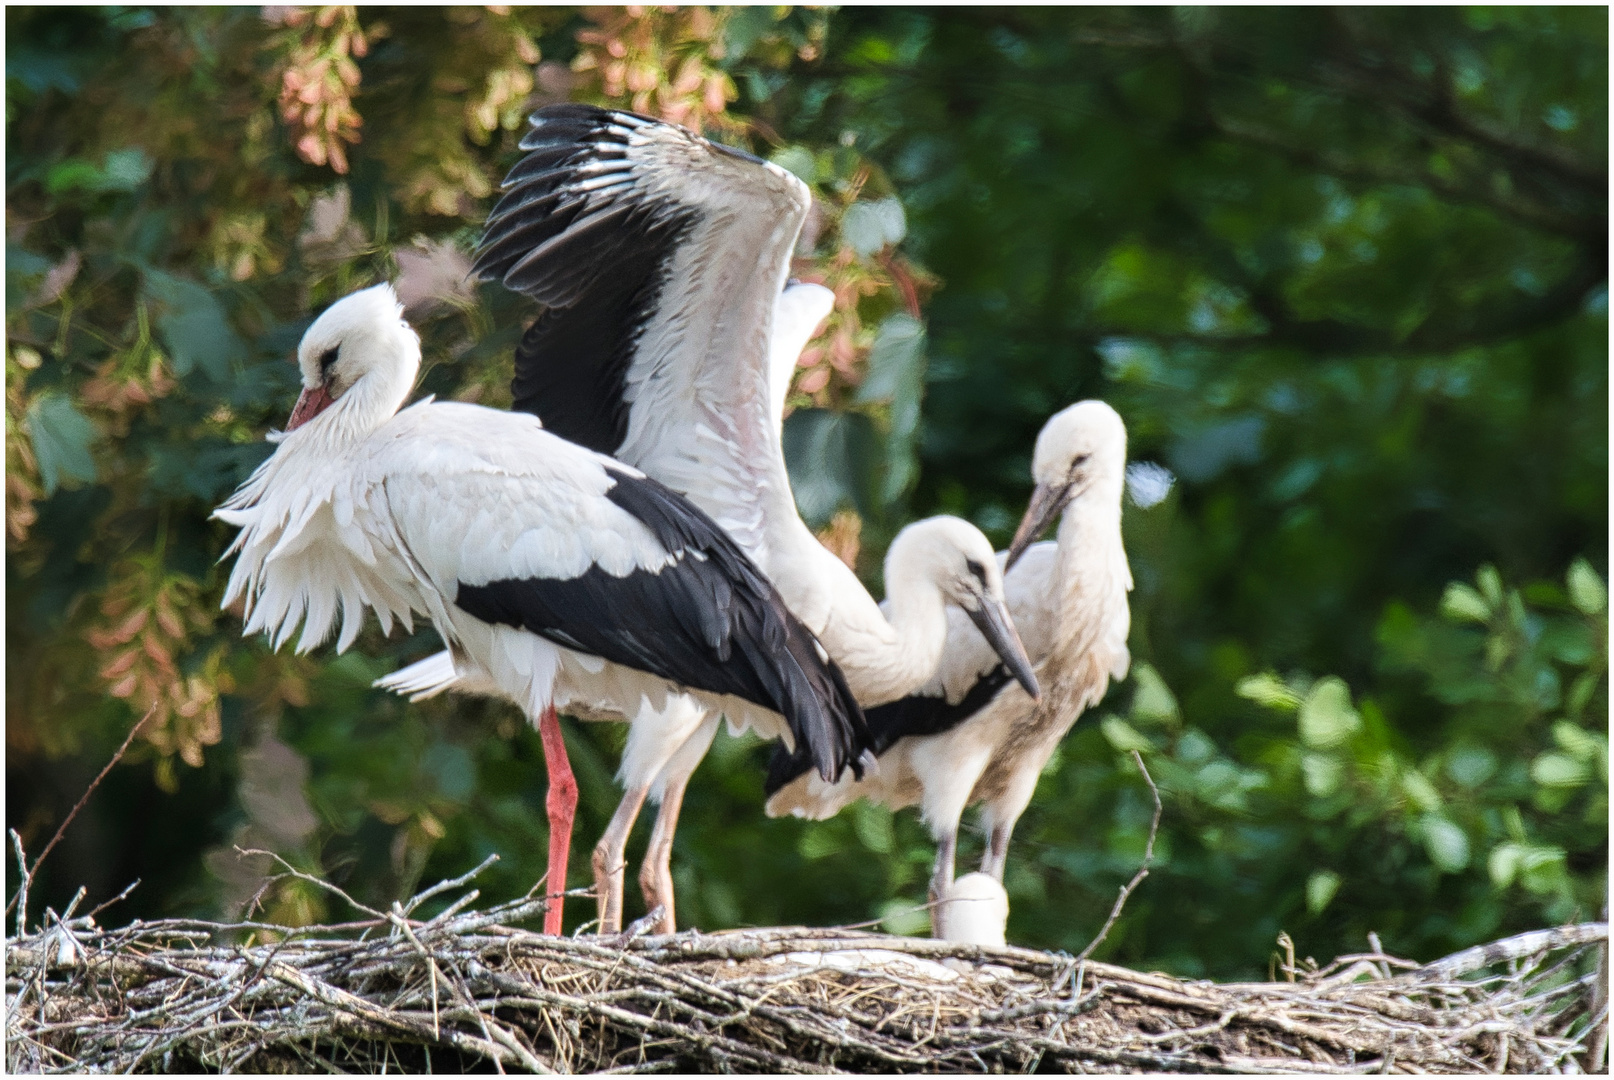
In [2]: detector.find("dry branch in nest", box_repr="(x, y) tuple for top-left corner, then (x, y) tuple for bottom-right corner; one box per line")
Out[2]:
(5, 855), (1607, 1074)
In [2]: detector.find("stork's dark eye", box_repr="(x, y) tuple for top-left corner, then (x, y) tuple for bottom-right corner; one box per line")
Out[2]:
(1069, 453), (1090, 475)
(965, 559), (988, 584)
(318, 346), (339, 374)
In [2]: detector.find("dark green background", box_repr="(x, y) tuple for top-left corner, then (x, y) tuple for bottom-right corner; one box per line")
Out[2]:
(7, 7), (1606, 980)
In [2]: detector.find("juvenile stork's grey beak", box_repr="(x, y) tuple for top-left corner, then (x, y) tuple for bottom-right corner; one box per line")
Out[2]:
(1005, 480), (1073, 571)
(968, 596), (1040, 700)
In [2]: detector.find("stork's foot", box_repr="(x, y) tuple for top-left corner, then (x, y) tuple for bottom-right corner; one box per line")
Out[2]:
(638, 855), (678, 936)
(592, 843), (627, 935)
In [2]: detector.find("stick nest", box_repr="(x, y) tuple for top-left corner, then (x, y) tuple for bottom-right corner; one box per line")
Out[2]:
(6, 876), (1606, 1074)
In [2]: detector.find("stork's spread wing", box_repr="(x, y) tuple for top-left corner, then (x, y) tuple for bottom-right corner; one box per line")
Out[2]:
(474, 104), (813, 560)
(373, 403), (871, 783)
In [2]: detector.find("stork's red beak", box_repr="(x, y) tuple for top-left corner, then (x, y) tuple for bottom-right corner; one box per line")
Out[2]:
(286, 384), (335, 430)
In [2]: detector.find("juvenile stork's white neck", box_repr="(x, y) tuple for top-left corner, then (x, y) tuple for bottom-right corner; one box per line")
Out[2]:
(1006, 399), (1132, 692)
(819, 516), (1036, 708)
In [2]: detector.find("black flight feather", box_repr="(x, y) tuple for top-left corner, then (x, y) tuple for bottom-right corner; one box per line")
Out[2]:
(763, 665), (1016, 797)
(474, 104), (698, 457)
(455, 468), (872, 785)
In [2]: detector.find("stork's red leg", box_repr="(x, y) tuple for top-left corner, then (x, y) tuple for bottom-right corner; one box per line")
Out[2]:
(536, 705), (577, 935)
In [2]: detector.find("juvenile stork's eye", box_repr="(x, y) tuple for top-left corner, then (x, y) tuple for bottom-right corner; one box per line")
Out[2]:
(965, 559), (988, 584)
(318, 346), (340, 374)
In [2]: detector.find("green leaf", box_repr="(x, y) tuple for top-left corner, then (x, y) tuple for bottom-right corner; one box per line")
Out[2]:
(1566, 558), (1606, 615)
(1440, 582), (1491, 623)
(1235, 672), (1302, 712)
(1516, 845), (1568, 895)
(879, 896), (931, 937)
(26, 392), (98, 495)
(1550, 720), (1602, 760)
(1400, 770), (1443, 813)
(1531, 751), (1589, 788)
(1444, 745), (1497, 789)
(1297, 677), (1360, 749)
(1476, 565), (1504, 606)
(781, 408), (877, 526)
(1419, 815), (1469, 873)
(852, 803), (894, 854)
(1101, 716), (1155, 754)
(1306, 869), (1341, 914)
(141, 269), (247, 380)
(841, 196), (907, 256)
(1489, 842), (1521, 888)
(770, 145), (817, 186)
(1130, 663), (1181, 727)
(44, 147), (151, 195)
(856, 314), (927, 506)
(1567, 671), (1601, 717)
(99, 148), (153, 191)
(1301, 752), (1343, 797)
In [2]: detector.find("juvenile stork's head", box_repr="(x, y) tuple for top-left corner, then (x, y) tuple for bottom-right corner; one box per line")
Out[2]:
(285, 283), (421, 436)
(1006, 400), (1128, 569)
(886, 516), (1040, 700)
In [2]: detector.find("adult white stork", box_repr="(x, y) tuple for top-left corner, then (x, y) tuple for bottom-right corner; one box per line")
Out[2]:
(383, 104), (1041, 934)
(764, 401), (1132, 939)
(214, 283), (873, 935)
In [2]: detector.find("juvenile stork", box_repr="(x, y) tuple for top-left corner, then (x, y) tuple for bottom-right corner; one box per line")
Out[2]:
(765, 401), (1132, 938)
(386, 104), (1040, 934)
(215, 284), (872, 935)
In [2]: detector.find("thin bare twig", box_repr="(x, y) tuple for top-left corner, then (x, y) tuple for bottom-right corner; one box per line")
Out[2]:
(1075, 750), (1161, 964)
(234, 847), (386, 920)
(5, 705), (156, 924)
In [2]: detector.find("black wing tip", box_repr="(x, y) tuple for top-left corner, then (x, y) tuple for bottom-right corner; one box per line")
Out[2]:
(764, 739), (808, 797)
(600, 470), (872, 785)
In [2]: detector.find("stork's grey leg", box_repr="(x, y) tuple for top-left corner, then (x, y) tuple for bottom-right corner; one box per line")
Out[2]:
(592, 783), (651, 935)
(929, 828), (959, 938)
(981, 817), (1014, 881)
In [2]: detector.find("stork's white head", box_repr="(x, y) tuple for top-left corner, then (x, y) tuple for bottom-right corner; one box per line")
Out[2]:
(285, 283), (421, 434)
(886, 516), (1040, 699)
(1006, 400), (1127, 569)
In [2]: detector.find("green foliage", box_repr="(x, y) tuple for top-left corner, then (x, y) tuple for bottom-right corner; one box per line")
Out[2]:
(6, 7), (1605, 983)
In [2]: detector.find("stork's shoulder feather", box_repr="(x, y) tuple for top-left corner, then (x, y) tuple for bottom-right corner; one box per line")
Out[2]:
(362, 401), (673, 590)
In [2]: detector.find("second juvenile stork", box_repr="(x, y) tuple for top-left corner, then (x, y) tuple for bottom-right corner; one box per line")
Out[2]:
(215, 284), (872, 935)
(765, 401), (1132, 938)
(386, 104), (1040, 934)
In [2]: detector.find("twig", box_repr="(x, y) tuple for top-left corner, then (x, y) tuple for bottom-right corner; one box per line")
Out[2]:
(1411, 923), (1611, 981)
(5, 705), (155, 924)
(235, 847), (387, 919)
(83, 878), (140, 923)
(10, 830), (31, 939)
(402, 852), (499, 917)
(1075, 750), (1161, 963)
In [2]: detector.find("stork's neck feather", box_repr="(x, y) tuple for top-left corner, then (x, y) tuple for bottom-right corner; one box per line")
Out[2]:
(855, 548), (951, 706)
(290, 336), (420, 451)
(1045, 469), (1132, 698)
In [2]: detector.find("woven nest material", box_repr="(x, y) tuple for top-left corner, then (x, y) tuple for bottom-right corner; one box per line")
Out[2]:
(5, 867), (1606, 1076)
